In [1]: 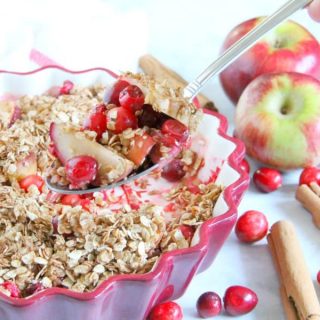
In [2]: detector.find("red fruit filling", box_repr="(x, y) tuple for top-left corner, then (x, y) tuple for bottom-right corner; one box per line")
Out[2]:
(179, 225), (195, 241)
(59, 80), (74, 95)
(119, 85), (145, 112)
(65, 156), (98, 188)
(83, 104), (107, 140)
(106, 107), (138, 134)
(107, 80), (130, 105)
(1, 281), (21, 298)
(161, 159), (186, 182)
(60, 194), (82, 207)
(19, 174), (44, 192)
(161, 119), (189, 145)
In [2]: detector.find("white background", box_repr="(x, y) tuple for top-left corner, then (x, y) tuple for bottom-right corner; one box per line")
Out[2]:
(1, 1), (320, 319)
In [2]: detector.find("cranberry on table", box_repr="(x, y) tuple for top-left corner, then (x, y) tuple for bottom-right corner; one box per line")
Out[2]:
(235, 210), (268, 243)
(1, 281), (21, 298)
(161, 159), (186, 182)
(65, 155), (98, 188)
(223, 285), (258, 316)
(19, 174), (44, 192)
(106, 80), (130, 105)
(299, 166), (320, 186)
(148, 301), (183, 320)
(161, 119), (189, 145)
(106, 107), (138, 134)
(119, 85), (145, 112)
(317, 271), (320, 285)
(83, 104), (107, 140)
(240, 158), (250, 174)
(59, 80), (74, 95)
(253, 167), (282, 193)
(60, 194), (82, 207)
(196, 291), (222, 318)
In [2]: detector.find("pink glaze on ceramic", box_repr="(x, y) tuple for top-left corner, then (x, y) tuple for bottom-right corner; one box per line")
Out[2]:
(0, 66), (249, 320)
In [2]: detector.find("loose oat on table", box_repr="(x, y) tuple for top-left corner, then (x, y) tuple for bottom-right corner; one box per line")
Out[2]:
(0, 80), (222, 297)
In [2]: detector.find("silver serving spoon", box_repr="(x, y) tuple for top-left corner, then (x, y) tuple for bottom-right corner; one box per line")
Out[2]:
(46, 0), (312, 195)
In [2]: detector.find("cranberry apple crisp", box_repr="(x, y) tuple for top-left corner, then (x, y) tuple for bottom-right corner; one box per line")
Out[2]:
(0, 73), (222, 298)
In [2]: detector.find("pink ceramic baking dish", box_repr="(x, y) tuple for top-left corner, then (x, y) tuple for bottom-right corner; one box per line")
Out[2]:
(0, 66), (249, 320)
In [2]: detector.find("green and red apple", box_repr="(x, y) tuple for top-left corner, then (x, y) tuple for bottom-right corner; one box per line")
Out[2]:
(220, 18), (320, 104)
(235, 72), (320, 169)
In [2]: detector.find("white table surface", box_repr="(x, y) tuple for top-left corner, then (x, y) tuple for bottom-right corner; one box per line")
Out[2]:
(1, 1), (320, 319)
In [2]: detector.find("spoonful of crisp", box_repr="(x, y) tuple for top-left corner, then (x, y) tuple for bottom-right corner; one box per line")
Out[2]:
(46, 0), (312, 195)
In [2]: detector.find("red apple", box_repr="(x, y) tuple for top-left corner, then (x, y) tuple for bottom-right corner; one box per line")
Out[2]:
(49, 123), (133, 183)
(0, 100), (21, 128)
(235, 72), (320, 169)
(220, 18), (320, 104)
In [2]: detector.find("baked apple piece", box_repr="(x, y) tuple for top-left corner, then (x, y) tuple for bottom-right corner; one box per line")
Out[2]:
(50, 123), (134, 187)
(0, 100), (21, 128)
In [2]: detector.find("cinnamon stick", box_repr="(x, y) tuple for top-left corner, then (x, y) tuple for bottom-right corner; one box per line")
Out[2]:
(296, 183), (320, 229)
(268, 221), (320, 320)
(139, 54), (217, 112)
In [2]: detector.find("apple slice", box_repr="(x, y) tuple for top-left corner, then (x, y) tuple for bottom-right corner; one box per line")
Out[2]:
(50, 123), (133, 184)
(126, 133), (156, 166)
(15, 152), (38, 180)
(0, 101), (21, 128)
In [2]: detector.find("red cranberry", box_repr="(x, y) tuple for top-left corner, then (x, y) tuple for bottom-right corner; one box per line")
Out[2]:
(196, 291), (222, 318)
(65, 156), (98, 188)
(223, 286), (258, 316)
(179, 225), (195, 241)
(59, 80), (74, 95)
(161, 119), (189, 144)
(83, 104), (107, 140)
(317, 271), (320, 285)
(253, 167), (282, 193)
(19, 175), (44, 192)
(106, 107), (138, 134)
(299, 167), (320, 186)
(235, 210), (268, 243)
(106, 80), (130, 105)
(79, 198), (91, 211)
(1, 281), (20, 298)
(162, 159), (186, 182)
(240, 158), (250, 174)
(119, 85), (145, 112)
(60, 194), (82, 206)
(24, 283), (44, 297)
(148, 301), (183, 320)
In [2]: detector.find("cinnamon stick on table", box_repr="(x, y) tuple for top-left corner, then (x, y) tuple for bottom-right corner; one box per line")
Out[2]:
(139, 54), (218, 112)
(296, 182), (320, 229)
(268, 221), (320, 320)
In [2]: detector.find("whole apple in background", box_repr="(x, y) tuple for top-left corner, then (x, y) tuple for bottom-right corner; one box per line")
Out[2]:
(220, 18), (320, 104)
(235, 72), (320, 169)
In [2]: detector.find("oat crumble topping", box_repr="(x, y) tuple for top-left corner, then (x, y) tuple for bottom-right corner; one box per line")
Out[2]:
(0, 78), (222, 297)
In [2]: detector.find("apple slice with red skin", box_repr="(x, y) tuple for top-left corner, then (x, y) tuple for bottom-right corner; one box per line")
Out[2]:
(50, 123), (133, 184)
(0, 100), (21, 128)
(126, 133), (156, 166)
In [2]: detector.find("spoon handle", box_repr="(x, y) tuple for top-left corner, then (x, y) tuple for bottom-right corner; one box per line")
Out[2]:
(183, 0), (313, 101)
